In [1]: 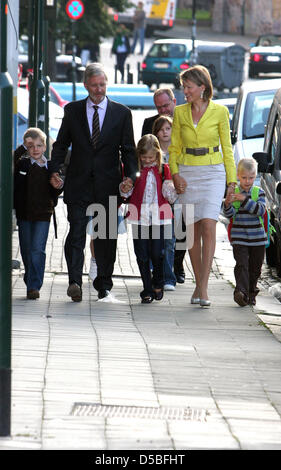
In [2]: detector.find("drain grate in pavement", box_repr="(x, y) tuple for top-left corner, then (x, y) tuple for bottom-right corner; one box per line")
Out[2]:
(71, 403), (208, 422)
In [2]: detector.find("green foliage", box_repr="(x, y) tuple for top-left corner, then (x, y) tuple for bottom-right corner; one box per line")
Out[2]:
(20, 0), (131, 48)
(176, 8), (211, 20)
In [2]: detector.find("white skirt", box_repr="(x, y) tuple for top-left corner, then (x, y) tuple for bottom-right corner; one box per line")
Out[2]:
(177, 164), (226, 223)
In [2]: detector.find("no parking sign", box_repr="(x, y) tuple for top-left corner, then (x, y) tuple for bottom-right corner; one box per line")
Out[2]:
(65, 0), (84, 20)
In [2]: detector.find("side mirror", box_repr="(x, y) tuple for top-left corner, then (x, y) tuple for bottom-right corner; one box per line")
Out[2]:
(276, 181), (281, 195)
(252, 151), (271, 173)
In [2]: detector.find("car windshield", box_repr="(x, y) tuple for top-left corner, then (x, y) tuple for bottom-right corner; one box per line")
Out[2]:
(148, 43), (187, 59)
(257, 35), (281, 47)
(242, 90), (276, 139)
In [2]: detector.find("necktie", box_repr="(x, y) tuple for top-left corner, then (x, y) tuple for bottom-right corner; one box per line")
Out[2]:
(91, 105), (100, 148)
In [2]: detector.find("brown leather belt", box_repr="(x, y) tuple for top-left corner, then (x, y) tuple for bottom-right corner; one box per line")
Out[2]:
(185, 146), (219, 156)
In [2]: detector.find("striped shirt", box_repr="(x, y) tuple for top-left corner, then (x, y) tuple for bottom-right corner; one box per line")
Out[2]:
(223, 185), (267, 246)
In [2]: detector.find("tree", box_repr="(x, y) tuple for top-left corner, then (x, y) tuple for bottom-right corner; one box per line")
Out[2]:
(55, 0), (131, 50)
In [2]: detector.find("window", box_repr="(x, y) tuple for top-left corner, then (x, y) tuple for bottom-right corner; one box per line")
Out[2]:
(148, 43), (187, 59)
(243, 90), (276, 139)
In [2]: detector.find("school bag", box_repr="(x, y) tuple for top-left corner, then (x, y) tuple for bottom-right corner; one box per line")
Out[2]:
(227, 186), (275, 248)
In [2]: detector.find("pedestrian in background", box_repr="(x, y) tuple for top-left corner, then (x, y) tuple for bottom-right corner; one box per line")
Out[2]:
(112, 24), (131, 84)
(14, 128), (61, 300)
(152, 115), (177, 292)
(120, 134), (177, 304)
(131, 1), (146, 55)
(169, 65), (237, 307)
(224, 158), (266, 307)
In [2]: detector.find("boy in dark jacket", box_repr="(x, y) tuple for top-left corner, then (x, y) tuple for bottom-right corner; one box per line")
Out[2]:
(14, 128), (60, 299)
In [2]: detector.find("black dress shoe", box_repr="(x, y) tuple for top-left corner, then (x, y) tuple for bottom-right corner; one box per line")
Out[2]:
(175, 274), (185, 284)
(154, 289), (164, 301)
(98, 289), (110, 299)
(67, 283), (82, 302)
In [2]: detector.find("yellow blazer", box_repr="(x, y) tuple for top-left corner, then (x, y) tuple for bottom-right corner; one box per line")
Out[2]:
(169, 101), (237, 184)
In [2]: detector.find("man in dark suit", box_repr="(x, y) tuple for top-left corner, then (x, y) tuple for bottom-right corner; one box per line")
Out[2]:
(50, 63), (137, 302)
(141, 88), (176, 136)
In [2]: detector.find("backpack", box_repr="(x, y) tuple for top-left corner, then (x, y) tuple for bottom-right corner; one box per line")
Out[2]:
(227, 186), (275, 248)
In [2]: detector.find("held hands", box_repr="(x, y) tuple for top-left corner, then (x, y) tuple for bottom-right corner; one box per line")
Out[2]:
(172, 174), (187, 194)
(224, 185), (245, 207)
(50, 172), (64, 189)
(120, 177), (133, 194)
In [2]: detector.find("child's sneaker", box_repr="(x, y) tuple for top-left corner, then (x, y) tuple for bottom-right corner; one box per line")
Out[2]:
(89, 257), (97, 281)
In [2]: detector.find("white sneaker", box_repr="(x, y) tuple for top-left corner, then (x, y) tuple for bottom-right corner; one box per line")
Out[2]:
(89, 257), (97, 281)
(164, 284), (175, 291)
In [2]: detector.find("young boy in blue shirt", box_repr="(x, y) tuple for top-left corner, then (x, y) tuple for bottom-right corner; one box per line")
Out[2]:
(223, 158), (267, 306)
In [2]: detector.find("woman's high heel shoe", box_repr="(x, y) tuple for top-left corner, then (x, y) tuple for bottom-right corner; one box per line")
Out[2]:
(200, 299), (211, 307)
(190, 297), (200, 304)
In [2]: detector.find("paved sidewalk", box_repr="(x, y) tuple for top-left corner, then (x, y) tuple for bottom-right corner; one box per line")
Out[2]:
(2, 198), (281, 450)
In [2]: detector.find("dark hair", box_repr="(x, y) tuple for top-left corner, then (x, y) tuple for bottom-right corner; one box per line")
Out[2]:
(180, 65), (213, 101)
(152, 115), (173, 136)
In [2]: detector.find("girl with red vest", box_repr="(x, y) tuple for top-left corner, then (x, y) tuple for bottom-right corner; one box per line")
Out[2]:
(120, 134), (177, 304)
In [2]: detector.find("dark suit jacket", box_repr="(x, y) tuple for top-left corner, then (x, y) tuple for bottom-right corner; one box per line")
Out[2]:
(141, 113), (159, 136)
(49, 97), (137, 205)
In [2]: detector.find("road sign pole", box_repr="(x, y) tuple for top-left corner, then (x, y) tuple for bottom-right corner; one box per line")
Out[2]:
(0, 0), (13, 437)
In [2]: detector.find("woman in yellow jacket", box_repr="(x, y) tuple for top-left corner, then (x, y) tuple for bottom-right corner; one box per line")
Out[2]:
(169, 65), (237, 307)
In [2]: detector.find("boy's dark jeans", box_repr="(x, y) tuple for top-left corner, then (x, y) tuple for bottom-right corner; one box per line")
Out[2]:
(233, 244), (265, 300)
(133, 225), (164, 299)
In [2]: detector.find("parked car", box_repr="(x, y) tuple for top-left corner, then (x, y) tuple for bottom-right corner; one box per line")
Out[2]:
(49, 85), (68, 108)
(16, 87), (64, 153)
(50, 82), (154, 109)
(140, 38), (244, 90)
(230, 78), (281, 168)
(18, 37), (85, 82)
(252, 87), (281, 276)
(140, 38), (193, 88)
(248, 34), (281, 78)
(213, 97), (237, 126)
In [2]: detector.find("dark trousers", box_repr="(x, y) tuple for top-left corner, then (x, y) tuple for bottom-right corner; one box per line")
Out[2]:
(65, 202), (117, 291)
(233, 244), (265, 299)
(133, 225), (164, 299)
(116, 53), (128, 80)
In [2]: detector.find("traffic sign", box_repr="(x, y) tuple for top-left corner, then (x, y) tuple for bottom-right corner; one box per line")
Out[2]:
(65, 0), (84, 20)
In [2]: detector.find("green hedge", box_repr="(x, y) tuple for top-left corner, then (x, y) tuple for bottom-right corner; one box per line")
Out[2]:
(176, 8), (211, 20)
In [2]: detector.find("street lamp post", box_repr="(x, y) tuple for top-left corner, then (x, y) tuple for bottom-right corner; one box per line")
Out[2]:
(0, 0), (13, 437)
(190, 0), (197, 66)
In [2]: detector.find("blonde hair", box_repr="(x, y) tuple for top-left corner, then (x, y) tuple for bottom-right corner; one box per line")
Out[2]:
(136, 134), (162, 172)
(180, 65), (213, 101)
(237, 157), (257, 174)
(152, 115), (173, 136)
(23, 127), (47, 145)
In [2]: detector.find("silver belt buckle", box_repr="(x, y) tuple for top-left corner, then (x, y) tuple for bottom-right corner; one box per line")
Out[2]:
(194, 147), (207, 156)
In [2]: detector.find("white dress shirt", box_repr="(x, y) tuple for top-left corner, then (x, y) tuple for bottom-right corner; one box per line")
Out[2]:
(86, 96), (108, 135)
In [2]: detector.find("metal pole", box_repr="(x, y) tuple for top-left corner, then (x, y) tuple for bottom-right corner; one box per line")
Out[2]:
(190, 0), (197, 65)
(71, 20), (76, 101)
(37, 0), (45, 131)
(0, 0), (13, 437)
(29, 0), (44, 127)
(43, 19), (50, 158)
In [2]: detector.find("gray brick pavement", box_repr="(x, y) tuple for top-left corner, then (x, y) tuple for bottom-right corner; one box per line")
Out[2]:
(2, 197), (281, 450)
